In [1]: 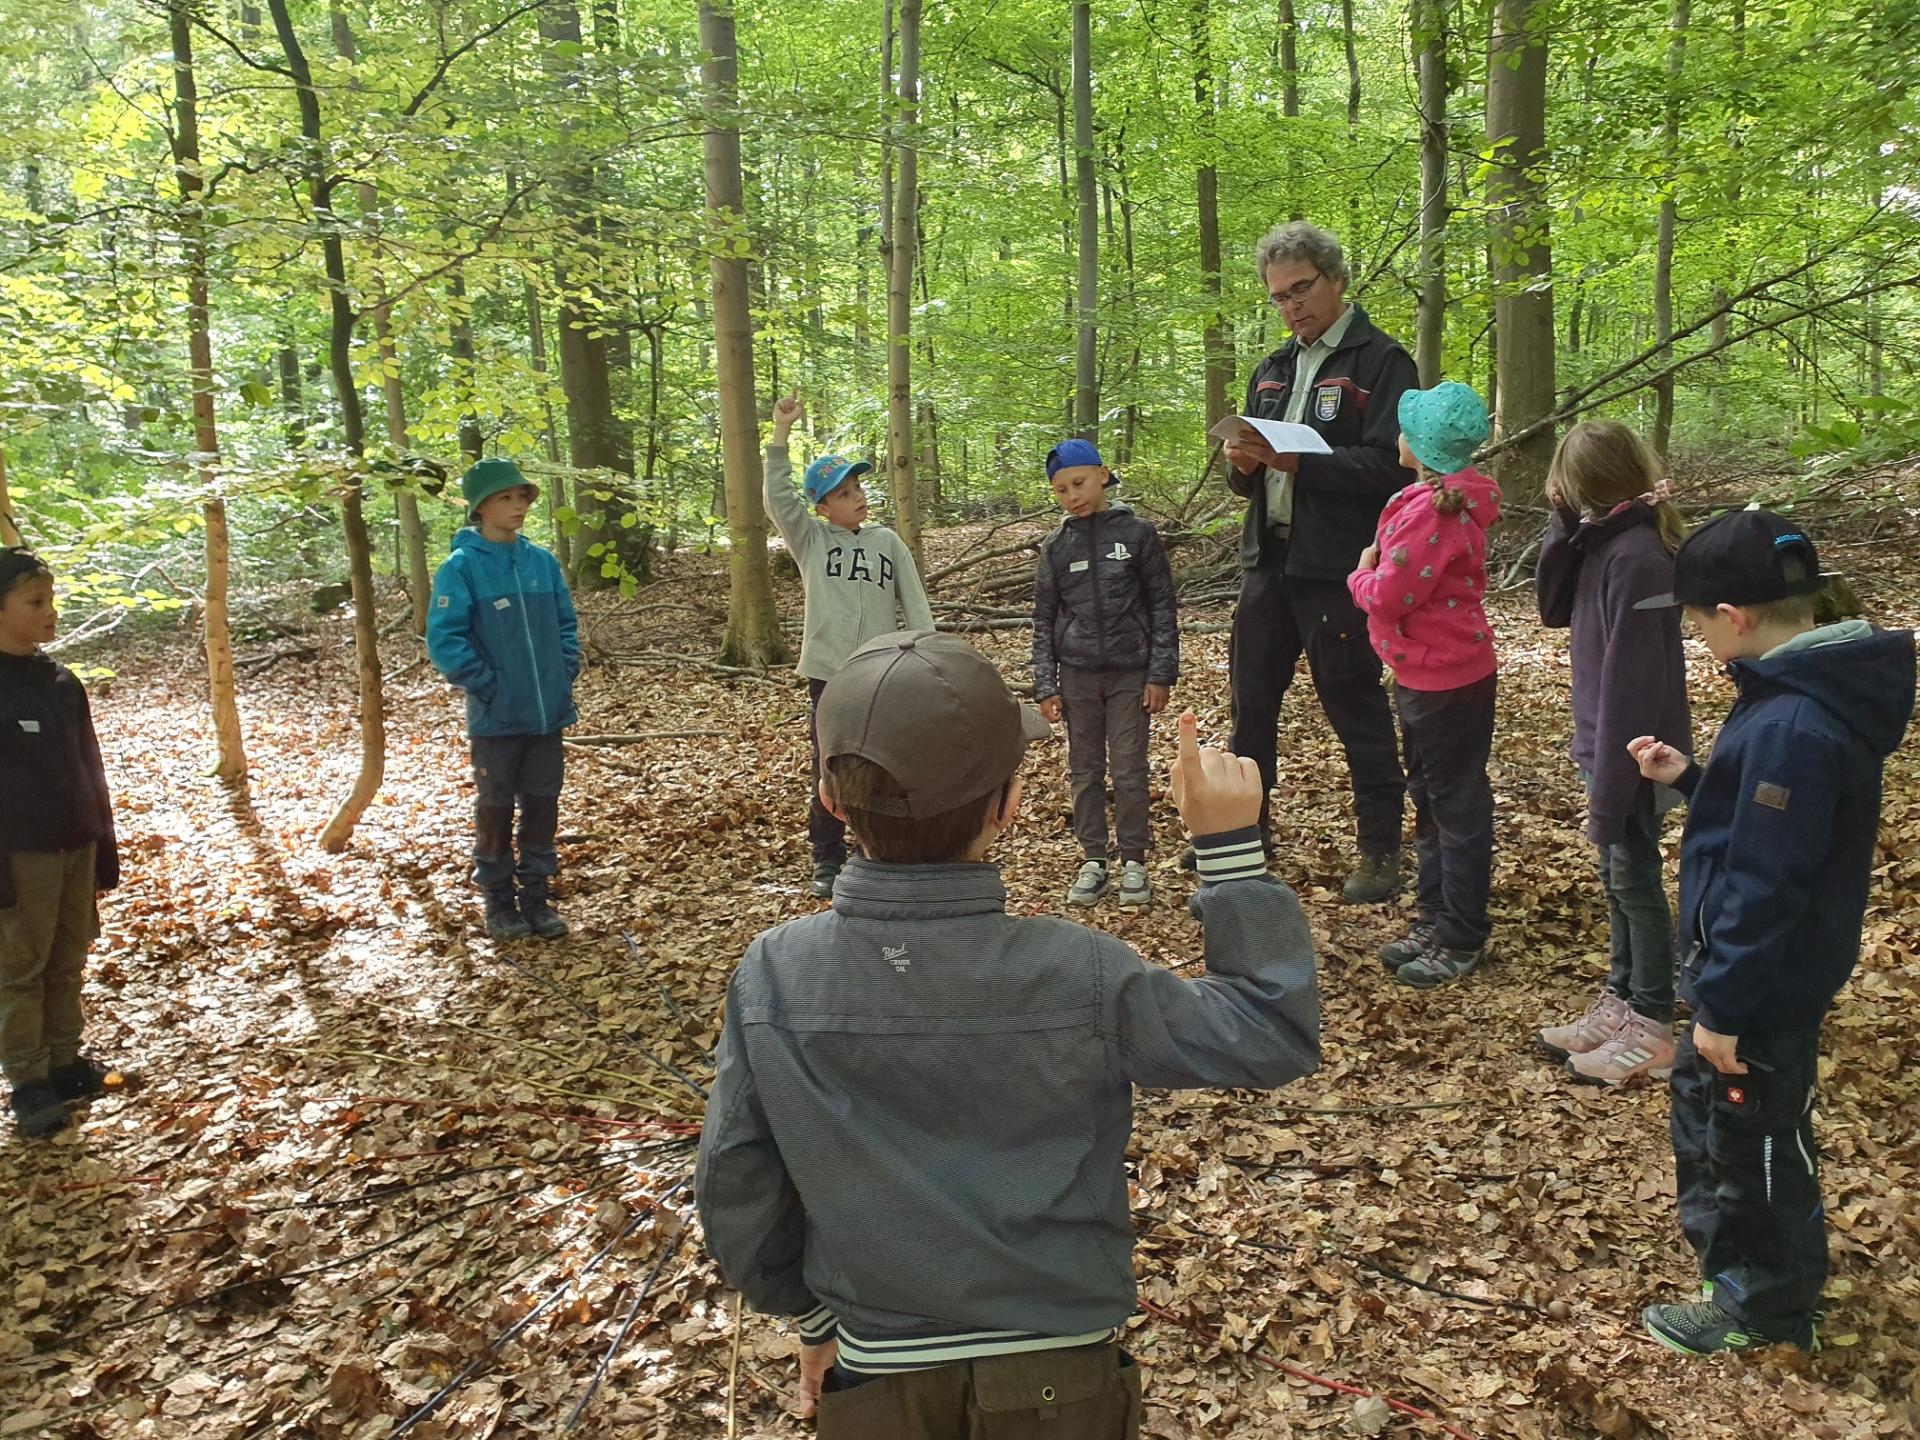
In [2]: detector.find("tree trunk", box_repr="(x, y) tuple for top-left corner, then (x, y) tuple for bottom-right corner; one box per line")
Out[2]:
(522, 281), (569, 570)
(1485, 0), (1556, 495)
(1653, 0), (1690, 458)
(1194, 0), (1232, 429)
(1710, 0), (1744, 427)
(169, 0), (247, 786)
(885, 0), (924, 563)
(1341, 0), (1362, 271)
(1071, 2), (1098, 438)
(268, 0), (385, 852)
(278, 343), (305, 448)
(1413, 0), (1448, 386)
(449, 266), (483, 462)
(699, 0), (787, 668)
(0, 448), (18, 546)
(1280, 0), (1302, 220)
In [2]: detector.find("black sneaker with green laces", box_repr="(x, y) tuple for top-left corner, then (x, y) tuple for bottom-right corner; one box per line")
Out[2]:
(1643, 1300), (1817, 1356)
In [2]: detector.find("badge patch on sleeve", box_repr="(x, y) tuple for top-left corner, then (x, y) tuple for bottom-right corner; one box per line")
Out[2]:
(1753, 782), (1791, 811)
(1315, 385), (1342, 422)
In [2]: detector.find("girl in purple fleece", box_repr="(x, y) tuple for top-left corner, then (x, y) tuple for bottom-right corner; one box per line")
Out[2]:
(1533, 421), (1693, 1087)
(1349, 381), (1500, 988)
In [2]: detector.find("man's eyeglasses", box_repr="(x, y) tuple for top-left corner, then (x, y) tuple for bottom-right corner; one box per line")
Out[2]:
(1268, 273), (1326, 310)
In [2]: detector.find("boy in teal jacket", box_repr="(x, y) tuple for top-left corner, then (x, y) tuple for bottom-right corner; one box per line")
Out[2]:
(427, 459), (580, 941)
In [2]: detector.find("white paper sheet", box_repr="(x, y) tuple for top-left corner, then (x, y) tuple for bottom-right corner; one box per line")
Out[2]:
(1207, 414), (1334, 456)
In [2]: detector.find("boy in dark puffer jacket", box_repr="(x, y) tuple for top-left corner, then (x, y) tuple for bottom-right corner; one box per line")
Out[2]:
(0, 547), (121, 1139)
(1032, 440), (1179, 908)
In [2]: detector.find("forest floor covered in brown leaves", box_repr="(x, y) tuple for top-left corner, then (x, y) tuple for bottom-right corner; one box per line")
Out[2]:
(2, 510), (1918, 1440)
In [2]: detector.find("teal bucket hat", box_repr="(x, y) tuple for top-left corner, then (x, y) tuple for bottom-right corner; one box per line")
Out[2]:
(1397, 382), (1490, 476)
(461, 458), (535, 517)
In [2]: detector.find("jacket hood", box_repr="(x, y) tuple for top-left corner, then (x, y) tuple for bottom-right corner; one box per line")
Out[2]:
(1736, 623), (1916, 759)
(1437, 467), (1501, 534)
(1058, 500), (1134, 529)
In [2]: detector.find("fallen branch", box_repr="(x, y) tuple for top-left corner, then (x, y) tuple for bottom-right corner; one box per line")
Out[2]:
(566, 729), (729, 746)
(926, 534), (1045, 586)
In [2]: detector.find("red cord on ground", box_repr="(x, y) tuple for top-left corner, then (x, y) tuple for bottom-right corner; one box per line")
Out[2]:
(1137, 1296), (1481, 1440)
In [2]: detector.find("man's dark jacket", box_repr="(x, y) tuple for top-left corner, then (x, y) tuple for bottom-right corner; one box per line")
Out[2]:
(1673, 623), (1914, 1036)
(0, 651), (119, 908)
(1228, 304), (1418, 581)
(1031, 502), (1178, 700)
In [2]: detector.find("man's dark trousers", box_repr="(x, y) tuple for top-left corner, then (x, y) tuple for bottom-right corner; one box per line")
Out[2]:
(1670, 1025), (1827, 1337)
(1229, 546), (1404, 849)
(471, 732), (564, 899)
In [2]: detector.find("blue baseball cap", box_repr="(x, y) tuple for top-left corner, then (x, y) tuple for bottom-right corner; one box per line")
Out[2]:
(803, 455), (873, 506)
(1045, 438), (1116, 486)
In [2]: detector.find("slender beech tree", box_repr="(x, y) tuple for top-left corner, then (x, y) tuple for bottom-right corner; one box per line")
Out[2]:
(1486, 0), (1555, 492)
(168, 0), (247, 785)
(885, 0), (925, 563)
(1413, 0), (1449, 386)
(1194, 0), (1231, 429)
(1071, 1), (1098, 438)
(0, 450), (18, 546)
(1653, 0), (1690, 457)
(699, 0), (786, 667)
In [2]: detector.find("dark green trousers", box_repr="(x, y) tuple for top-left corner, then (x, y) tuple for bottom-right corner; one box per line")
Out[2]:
(817, 1346), (1141, 1440)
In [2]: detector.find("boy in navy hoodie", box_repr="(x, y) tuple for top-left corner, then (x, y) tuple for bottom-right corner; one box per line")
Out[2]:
(1627, 508), (1913, 1355)
(428, 460), (580, 942)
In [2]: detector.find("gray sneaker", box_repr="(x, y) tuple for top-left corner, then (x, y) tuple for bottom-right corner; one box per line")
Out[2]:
(1341, 851), (1401, 904)
(1396, 943), (1486, 989)
(1068, 859), (1111, 906)
(1117, 860), (1150, 907)
(1378, 920), (1436, 971)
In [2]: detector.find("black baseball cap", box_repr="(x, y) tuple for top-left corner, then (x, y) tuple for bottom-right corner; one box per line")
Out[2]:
(817, 631), (1051, 817)
(1634, 506), (1824, 611)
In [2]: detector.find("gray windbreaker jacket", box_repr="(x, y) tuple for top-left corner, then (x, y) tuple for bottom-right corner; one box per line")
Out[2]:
(695, 836), (1320, 1353)
(764, 445), (934, 682)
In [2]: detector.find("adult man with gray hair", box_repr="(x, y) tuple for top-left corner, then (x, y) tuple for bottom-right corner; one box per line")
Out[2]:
(1220, 221), (1416, 901)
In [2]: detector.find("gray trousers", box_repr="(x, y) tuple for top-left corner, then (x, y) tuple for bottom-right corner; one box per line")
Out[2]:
(470, 732), (565, 898)
(1060, 665), (1151, 861)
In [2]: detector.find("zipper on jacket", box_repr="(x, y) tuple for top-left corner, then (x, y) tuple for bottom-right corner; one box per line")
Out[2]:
(512, 551), (549, 734)
(1089, 510), (1107, 668)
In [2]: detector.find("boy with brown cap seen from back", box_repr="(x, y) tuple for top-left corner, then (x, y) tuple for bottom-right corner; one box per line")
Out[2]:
(696, 629), (1321, 1438)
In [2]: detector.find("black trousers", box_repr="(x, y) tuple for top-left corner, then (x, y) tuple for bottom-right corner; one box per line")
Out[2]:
(1396, 675), (1495, 950)
(1228, 553), (1405, 850)
(470, 731), (564, 898)
(808, 678), (848, 869)
(1670, 1025), (1827, 1336)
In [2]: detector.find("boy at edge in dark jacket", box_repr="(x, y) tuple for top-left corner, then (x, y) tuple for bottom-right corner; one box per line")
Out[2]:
(427, 460), (580, 943)
(697, 631), (1319, 1439)
(0, 547), (122, 1139)
(1032, 439), (1179, 908)
(1626, 508), (1913, 1356)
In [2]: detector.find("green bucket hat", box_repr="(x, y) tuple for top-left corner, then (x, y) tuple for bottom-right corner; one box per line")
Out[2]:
(1397, 382), (1490, 476)
(461, 458), (535, 518)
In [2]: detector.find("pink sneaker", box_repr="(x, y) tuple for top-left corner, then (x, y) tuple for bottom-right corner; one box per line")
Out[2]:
(1567, 1010), (1677, 1087)
(1537, 990), (1629, 1060)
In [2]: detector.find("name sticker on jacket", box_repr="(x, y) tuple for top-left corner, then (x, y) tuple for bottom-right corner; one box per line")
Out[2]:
(494, 598), (512, 610)
(1754, 782), (1791, 811)
(18, 719), (39, 733)
(1070, 560), (1090, 573)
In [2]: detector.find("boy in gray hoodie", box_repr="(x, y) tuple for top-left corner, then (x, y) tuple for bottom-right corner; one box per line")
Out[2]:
(696, 630), (1321, 1438)
(764, 390), (933, 898)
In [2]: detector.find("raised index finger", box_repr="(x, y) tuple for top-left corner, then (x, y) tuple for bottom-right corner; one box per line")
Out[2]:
(1176, 710), (1202, 773)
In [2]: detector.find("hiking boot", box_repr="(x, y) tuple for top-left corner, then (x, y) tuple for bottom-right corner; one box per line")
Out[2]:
(1378, 921), (1436, 971)
(484, 890), (532, 941)
(810, 863), (840, 900)
(1341, 851), (1401, 904)
(1068, 859), (1111, 906)
(1395, 943), (1485, 989)
(9, 1079), (69, 1140)
(519, 885), (569, 940)
(1538, 989), (1632, 1061)
(1117, 861), (1151, 907)
(1567, 1010), (1676, 1086)
(49, 1056), (116, 1103)
(1643, 1299), (1816, 1356)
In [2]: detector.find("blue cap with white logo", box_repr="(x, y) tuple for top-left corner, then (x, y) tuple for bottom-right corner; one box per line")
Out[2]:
(804, 455), (873, 506)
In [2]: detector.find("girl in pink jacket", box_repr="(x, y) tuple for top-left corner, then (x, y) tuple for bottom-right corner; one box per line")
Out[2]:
(1348, 382), (1500, 988)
